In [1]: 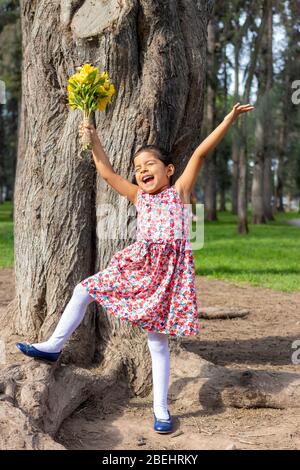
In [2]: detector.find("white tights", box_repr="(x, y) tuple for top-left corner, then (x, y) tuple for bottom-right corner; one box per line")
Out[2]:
(32, 282), (170, 420)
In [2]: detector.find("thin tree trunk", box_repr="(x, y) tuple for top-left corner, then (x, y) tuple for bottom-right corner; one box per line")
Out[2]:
(263, 0), (274, 221)
(237, 123), (248, 234)
(218, 42), (228, 213)
(231, 11), (252, 217)
(219, 185), (226, 211)
(231, 44), (240, 215)
(275, 4), (293, 213)
(276, 106), (287, 212)
(252, 0), (274, 224)
(238, 1), (269, 234)
(204, 18), (217, 221)
(252, 114), (266, 224)
(0, 105), (4, 204)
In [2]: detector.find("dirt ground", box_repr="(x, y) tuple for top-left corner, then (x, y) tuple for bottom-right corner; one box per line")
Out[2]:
(1, 268), (300, 450)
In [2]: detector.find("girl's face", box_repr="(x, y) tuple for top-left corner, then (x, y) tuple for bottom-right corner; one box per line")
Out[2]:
(133, 152), (175, 194)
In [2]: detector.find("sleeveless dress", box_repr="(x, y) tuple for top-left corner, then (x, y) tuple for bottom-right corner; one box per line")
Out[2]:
(80, 184), (200, 336)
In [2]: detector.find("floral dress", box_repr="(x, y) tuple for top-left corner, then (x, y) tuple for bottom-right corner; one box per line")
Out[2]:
(80, 184), (200, 336)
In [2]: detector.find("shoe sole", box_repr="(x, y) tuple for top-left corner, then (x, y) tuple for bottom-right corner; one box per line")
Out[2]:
(153, 424), (173, 434)
(154, 430), (173, 434)
(33, 356), (59, 364)
(16, 344), (60, 363)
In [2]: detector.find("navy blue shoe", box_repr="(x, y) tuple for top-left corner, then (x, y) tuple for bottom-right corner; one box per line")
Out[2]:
(16, 342), (61, 363)
(153, 410), (173, 434)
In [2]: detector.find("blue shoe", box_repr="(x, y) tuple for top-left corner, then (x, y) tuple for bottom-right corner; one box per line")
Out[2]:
(153, 410), (173, 434)
(16, 342), (61, 363)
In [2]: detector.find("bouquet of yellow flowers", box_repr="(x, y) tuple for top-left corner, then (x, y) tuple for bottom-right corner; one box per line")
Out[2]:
(67, 63), (115, 150)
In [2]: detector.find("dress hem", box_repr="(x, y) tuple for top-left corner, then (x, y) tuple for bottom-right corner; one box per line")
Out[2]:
(81, 281), (200, 338)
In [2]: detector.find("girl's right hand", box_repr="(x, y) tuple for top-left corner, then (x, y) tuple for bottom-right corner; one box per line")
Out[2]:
(79, 121), (99, 147)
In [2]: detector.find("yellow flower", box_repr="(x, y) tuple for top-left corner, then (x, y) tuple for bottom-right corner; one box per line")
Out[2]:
(100, 71), (109, 81)
(67, 83), (75, 92)
(67, 64), (115, 114)
(97, 96), (110, 111)
(70, 72), (85, 84)
(68, 92), (77, 111)
(107, 83), (115, 98)
(80, 63), (96, 75)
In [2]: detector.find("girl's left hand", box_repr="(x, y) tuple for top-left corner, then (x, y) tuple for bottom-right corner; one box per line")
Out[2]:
(224, 102), (255, 123)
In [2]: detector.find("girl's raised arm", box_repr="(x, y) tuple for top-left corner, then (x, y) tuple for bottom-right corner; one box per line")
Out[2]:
(80, 122), (139, 205)
(175, 103), (254, 197)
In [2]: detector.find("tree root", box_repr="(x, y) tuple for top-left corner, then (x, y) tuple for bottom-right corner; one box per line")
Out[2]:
(1, 339), (300, 449)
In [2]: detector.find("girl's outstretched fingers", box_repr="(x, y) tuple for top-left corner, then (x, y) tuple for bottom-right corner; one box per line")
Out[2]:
(239, 104), (255, 113)
(224, 103), (255, 123)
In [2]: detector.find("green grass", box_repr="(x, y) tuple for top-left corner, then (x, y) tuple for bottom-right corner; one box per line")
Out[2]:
(193, 210), (300, 292)
(0, 201), (14, 267)
(1, 200), (300, 292)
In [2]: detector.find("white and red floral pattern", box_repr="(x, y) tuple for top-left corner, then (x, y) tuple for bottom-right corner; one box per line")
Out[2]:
(81, 185), (200, 336)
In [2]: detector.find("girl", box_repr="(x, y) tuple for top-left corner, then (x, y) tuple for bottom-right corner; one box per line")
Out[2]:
(16, 102), (254, 433)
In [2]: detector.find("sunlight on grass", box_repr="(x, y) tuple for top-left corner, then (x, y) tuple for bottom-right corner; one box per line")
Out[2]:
(193, 211), (300, 292)
(0, 201), (14, 267)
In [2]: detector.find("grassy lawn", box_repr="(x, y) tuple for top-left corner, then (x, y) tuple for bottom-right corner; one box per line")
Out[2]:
(0, 201), (14, 268)
(193, 210), (300, 292)
(1, 200), (300, 292)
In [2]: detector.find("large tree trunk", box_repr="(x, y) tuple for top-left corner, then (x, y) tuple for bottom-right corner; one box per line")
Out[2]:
(0, 0), (214, 439)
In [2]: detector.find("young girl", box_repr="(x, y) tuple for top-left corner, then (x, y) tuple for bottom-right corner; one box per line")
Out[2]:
(16, 102), (254, 433)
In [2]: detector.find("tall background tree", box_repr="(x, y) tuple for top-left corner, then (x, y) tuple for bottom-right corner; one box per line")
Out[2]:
(0, 0), (21, 204)
(200, 0), (300, 231)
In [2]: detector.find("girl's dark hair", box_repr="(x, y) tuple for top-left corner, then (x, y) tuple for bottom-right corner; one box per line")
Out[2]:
(131, 144), (174, 184)
(131, 144), (173, 166)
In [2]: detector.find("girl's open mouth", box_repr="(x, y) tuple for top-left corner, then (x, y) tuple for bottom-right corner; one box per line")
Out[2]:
(142, 175), (155, 185)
